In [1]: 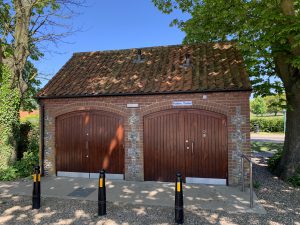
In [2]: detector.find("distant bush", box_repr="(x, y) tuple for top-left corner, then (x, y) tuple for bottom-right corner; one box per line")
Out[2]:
(0, 122), (39, 181)
(250, 117), (284, 132)
(251, 97), (267, 115)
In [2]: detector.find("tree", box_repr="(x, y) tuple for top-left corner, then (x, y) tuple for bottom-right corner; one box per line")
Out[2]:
(251, 97), (267, 116)
(153, 0), (300, 180)
(0, 0), (82, 169)
(265, 94), (286, 116)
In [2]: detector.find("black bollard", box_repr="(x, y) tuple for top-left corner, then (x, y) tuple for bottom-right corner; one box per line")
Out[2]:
(32, 165), (41, 209)
(175, 172), (184, 224)
(98, 169), (106, 216)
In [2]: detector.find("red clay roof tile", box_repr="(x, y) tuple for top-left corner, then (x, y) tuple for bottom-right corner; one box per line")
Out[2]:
(37, 43), (251, 98)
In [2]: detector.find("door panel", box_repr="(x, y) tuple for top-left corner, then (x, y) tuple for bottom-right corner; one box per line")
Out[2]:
(88, 111), (124, 173)
(56, 111), (89, 172)
(144, 109), (227, 182)
(56, 110), (124, 174)
(144, 110), (183, 182)
(184, 110), (227, 179)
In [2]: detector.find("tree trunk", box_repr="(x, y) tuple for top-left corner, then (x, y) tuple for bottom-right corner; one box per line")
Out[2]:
(274, 0), (300, 179)
(276, 71), (300, 179)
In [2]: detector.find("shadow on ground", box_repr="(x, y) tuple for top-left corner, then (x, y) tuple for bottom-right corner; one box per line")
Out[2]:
(251, 141), (283, 153)
(0, 175), (264, 214)
(1, 157), (300, 225)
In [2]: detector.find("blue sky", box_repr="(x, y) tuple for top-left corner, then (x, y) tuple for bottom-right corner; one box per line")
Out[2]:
(35, 0), (189, 86)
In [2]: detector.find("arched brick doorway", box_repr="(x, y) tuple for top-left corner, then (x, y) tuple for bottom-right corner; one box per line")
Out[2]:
(55, 110), (125, 176)
(144, 108), (228, 183)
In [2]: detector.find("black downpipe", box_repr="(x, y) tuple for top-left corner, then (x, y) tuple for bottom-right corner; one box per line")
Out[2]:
(40, 103), (45, 176)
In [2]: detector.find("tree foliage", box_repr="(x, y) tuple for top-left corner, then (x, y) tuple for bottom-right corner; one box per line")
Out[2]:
(250, 94), (286, 116)
(153, 0), (300, 94)
(0, 65), (20, 168)
(264, 94), (286, 115)
(153, 0), (300, 179)
(251, 97), (267, 115)
(0, 0), (82, 169)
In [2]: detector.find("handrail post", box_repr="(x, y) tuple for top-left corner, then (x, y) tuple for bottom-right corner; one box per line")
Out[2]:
(250, 160), (253, 208)
(240, 154), (254, 208)
(241, 157), (245, 192)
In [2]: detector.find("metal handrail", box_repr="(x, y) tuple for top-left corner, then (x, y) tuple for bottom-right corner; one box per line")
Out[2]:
(240, 154), (253, 208)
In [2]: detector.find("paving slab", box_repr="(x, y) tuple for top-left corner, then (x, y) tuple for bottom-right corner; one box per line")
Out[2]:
(0, 177), (265, 214)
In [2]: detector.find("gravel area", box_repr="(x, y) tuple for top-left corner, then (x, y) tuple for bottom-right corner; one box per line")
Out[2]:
(1, 158), (299, 225)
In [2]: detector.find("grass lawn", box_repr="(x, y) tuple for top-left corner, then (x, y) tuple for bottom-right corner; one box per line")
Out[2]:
(20, 114), (39, 125)
(251, 141), (283, 153)
(250, 113), (284, 118)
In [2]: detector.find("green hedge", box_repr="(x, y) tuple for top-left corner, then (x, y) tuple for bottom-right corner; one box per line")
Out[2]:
(0, 122), (39, 181)
(250, 117), (284, 132)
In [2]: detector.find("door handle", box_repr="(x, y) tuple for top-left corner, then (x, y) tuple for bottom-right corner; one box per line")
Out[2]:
(191, 141), (194, 154)
(85, 155), (89, 158)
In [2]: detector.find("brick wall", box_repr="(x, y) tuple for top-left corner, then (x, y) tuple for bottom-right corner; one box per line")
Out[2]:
(40, 91), (251, 185)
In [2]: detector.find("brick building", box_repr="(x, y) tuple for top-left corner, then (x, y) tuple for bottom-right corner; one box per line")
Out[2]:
(36, 43), (251, 185)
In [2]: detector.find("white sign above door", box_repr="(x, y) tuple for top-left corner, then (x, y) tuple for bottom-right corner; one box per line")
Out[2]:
(172, 101), (193, 106)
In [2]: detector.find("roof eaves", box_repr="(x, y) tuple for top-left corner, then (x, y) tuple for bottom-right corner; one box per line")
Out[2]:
(36, 87), (252, 100)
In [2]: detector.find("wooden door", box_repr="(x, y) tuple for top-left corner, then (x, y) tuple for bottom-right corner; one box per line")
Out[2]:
(144, 110), (183, 182)
(56, 111), (89, 172)
(183, 110), (227, 179)
(143, 109), (227, 182)
(56, 110), (124, 174)
(88, 111), (124, 173)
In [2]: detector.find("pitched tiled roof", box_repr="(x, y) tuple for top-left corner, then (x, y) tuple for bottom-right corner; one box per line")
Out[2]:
(37, 42), (251, 98)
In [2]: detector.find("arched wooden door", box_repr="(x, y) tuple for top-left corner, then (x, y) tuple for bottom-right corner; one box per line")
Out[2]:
(56, 110), (124, 174)
(144, 109), (227, 182)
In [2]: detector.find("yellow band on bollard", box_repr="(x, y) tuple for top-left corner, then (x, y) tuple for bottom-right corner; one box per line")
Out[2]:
(33, 174), (41, 182)
(99, 178), (103, 188)
(177, 182), (181, 192)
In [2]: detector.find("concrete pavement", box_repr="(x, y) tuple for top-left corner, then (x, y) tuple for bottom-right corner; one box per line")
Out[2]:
(0, 176), (265, 214)
(251, 133), (284, 143)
